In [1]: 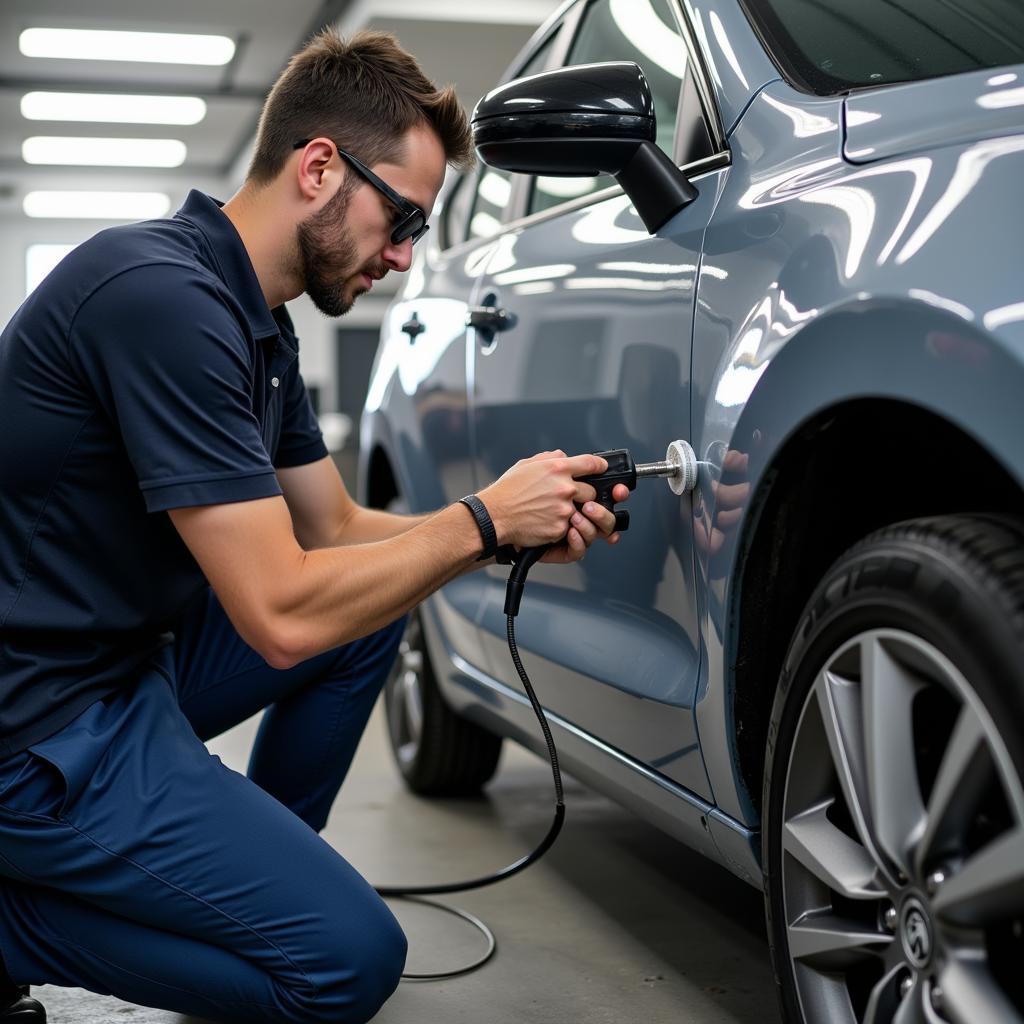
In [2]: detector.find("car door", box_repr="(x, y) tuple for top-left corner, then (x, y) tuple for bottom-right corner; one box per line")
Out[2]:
(373, 24), (568, 676)
(468, 0), (728, 796)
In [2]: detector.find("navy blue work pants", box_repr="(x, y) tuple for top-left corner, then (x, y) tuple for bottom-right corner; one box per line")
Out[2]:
(0, 586), (407, 1022)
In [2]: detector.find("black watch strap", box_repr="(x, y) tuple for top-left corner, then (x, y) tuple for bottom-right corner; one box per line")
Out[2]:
(459, 494), (499, 561)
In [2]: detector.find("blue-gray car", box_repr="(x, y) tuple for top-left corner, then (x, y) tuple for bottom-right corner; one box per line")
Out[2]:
(359, 2), (1024, 1020)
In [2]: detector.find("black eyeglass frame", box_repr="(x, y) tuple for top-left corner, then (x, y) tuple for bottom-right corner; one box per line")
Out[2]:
(292, 139), (430, 246)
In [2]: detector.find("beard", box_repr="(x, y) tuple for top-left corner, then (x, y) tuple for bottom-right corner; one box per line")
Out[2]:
(296, 180), (365, 317)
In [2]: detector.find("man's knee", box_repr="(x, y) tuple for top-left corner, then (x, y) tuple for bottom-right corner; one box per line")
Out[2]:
(332, 909), (407, 1023)
(281, 904), (407, 1024)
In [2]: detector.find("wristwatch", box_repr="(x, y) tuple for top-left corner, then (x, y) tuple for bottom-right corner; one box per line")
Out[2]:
(459, 495), (515, 563)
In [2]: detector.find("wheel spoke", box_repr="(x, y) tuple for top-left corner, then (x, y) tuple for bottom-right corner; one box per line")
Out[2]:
(939, 956), (1024, 1024)
(862, 636), (926, 876)
(915, 705), (990, 875)
(784, 800), (885, 899)
(892, 976), (927, 1024)
(815, 668), (876, 855)
(863, 964), (904, 1024)
(933, 825), (1024, 927)
(401, 670), (424, 741)
(386, 670), (406, 734)
(787, 912), (890, 971)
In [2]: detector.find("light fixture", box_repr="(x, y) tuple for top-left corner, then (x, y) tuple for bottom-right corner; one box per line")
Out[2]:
(19, 28), (235, 66)
(21, 92), (207, 126)
(23, 191), (172, 220)
(22, 137), (187, 167)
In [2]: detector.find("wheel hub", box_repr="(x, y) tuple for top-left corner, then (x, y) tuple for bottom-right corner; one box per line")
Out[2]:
(899, 897), (934, 971)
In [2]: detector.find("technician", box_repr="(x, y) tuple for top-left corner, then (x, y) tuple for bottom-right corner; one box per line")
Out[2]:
(0, 28), (626, 1024)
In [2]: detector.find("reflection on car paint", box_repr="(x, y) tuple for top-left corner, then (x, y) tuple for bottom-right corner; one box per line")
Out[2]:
(799, 186), (877, 279)
(491, 263), (576, 286)
(893, 137), (1024, 264)
(570, 193), (650, 245)
(761, 92), (837, 138)
(709, 9), (748, 89)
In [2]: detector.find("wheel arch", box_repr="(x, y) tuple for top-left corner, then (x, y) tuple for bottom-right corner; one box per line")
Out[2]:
(362, 443), (400, 511)
(702, 298), (1024, 825)
(730, 399), (1022, 822)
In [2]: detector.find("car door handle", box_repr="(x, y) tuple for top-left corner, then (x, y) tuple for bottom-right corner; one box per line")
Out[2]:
(401, 312), (426, 342)
(466, 305), (518, 334)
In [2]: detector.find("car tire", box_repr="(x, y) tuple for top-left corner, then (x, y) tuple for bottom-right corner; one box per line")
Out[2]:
(763, 515), (1024, 1024)
(384, 606), (503, 796)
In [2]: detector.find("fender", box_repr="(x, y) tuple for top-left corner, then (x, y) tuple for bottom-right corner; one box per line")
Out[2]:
(695, 297), (1024, 826)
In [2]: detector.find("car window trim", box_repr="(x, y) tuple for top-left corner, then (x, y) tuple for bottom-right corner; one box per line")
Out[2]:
(548, 0), (587, 70)
(671, 0), (728, 153)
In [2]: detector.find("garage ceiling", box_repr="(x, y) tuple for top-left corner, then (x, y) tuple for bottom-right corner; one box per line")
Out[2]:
(0, 0), (561, 218)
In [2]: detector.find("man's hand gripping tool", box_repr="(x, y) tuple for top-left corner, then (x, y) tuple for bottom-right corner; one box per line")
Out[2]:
(504, 440), (698, 616)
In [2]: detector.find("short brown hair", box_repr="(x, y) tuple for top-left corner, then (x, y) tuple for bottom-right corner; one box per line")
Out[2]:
(247, 28), (474, 185)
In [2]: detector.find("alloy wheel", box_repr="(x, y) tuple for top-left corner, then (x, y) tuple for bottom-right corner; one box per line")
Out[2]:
(781, 628), (1024, 1023)
(386, 612), (426, 769)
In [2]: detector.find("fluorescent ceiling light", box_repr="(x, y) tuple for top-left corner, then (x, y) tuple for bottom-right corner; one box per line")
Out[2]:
(19, 28), (235, 66)
(22, 136), (187, 167)
(24, 191), (171, 220)
(21, 92), (206, 126)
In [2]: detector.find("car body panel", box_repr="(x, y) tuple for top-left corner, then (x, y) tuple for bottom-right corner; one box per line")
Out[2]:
(690, 79), (1024, 823)
(467, 166), (727, 798)
(419, 598), (725, 867)
(682, 0), (779, 135)
(844, 62), (1024, 164)
(363, 1), (1024, 885)
(361, 238), (501, 675)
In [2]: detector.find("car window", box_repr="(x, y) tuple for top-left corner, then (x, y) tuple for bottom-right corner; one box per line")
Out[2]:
(466, 168), (516, 241)
(742, 0), (1024, 95)
(529, 0), (689, 217)
(458, 32), (559, 245)
(441, 172), (475, 250)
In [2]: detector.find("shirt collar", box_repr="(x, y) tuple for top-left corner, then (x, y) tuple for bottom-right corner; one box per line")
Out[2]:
(273, 304), (298, 354)
(174, 189), (281, 339)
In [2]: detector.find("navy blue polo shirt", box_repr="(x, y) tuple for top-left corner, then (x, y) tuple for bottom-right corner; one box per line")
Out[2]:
(0, 190), (328, 756)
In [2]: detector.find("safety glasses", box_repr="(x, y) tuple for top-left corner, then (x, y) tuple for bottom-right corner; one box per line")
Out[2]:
(293, 139), (430, 246)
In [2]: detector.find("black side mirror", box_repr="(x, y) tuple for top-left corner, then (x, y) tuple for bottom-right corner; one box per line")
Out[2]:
(471, 61), (697, 233)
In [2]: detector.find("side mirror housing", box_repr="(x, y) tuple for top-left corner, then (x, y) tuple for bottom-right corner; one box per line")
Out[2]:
(471, 61), (697, 233)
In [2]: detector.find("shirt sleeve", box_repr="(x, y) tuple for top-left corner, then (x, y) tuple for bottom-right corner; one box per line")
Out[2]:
(69, 263), (284, 513)
(273, 362), (329, 469)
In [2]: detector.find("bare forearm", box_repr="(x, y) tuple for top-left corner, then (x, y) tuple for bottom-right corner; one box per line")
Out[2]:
(271, 502), (479, 665)
(173, 452), (616, 671)
(332, 505), (434, 546)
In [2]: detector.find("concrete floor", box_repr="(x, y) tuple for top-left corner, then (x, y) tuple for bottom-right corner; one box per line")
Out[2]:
(32, 698), (780, 1023)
